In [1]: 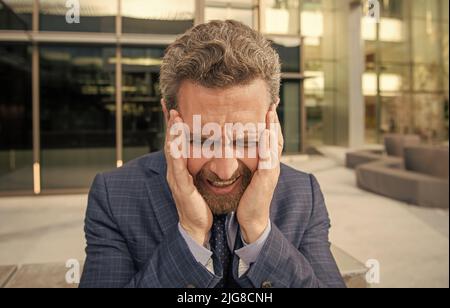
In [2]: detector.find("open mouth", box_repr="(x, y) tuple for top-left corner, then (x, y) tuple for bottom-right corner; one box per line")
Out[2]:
(205, 176), (241, 194)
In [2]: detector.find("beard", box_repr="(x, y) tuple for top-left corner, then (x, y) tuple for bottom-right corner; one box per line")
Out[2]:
(193, 161), (253, 215)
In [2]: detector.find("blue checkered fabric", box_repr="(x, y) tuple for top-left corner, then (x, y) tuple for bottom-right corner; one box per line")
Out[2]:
(79, 151), (346, 288)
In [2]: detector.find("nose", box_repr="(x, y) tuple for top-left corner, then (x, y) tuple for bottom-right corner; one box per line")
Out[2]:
(209, 158), (239, 180)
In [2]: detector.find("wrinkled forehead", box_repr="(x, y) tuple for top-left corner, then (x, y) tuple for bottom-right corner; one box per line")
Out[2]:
(177, 79), (270, 127)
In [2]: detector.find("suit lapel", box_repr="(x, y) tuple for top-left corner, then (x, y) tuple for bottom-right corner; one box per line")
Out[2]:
(144, 151), (179, 236)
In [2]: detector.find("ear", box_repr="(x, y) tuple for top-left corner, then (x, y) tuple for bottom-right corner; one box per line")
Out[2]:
(161, 99), (169, 123)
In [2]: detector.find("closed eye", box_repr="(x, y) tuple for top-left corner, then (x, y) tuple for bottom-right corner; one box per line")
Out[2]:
(190, 138), (221, 147)
(234, 139), (258, 148)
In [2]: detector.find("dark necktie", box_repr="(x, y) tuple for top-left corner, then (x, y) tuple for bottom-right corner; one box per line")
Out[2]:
(210, 215), (232, 288)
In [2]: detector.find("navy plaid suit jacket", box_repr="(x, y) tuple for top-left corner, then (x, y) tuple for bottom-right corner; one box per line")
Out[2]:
(79, 151), (345, 288)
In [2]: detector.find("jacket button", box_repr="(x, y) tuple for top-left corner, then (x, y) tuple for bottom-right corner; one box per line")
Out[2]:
(186, 284), (196, 288)
(261, 281), (272, 288)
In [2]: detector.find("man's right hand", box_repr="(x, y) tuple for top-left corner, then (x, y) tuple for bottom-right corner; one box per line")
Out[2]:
(164, 110), (212, 247)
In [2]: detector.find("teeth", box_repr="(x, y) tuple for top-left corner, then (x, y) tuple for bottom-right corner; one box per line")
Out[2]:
(211, 179), (237, 187)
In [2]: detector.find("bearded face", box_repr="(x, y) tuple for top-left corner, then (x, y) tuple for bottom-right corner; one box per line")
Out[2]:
(193, 160), (253, 215)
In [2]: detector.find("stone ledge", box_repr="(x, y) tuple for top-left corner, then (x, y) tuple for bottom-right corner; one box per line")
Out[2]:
(1, 246), (368, 288)
(0, 265), (17, 288)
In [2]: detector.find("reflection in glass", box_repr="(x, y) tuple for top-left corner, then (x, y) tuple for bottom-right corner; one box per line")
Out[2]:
(279, 80), (301, 153)
(363, 0), (449, 144)
(306, 98), (324, 148)
(362, 17), (404, 43)
(0, 44), (33, 192)
(271, 37), (300, 72)
(411, 0), (440, 21)
(39, 0), (116, 32)
(303, 59), (326, 147)
(301, 10), (323, 46)
(412, 18), (440, 64)
(379, 0), (405, 19)
(0, 0), (33, 30)
(205, 0), (257, 28)
(40, 45), (116, 190)
(261, 0), (300, 35)
(122, 0), (195, 34)
(122, 47), (166, 162)
(412, 94), (448, 141)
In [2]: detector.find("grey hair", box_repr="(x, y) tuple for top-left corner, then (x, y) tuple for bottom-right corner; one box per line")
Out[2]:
(159, 20), (281, 110)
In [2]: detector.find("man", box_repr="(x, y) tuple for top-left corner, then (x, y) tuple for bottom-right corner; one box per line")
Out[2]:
(80, 20), (345, 288)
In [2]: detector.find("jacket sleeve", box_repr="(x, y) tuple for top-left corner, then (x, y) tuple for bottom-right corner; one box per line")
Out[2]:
(79, 173), (220, 288)
(234, 174), (346, 288)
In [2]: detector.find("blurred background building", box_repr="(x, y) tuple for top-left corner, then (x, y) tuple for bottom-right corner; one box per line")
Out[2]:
(0, 0), (449, 195)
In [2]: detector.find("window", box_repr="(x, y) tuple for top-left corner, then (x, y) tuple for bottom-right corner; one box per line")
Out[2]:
(0, 0), (32, 30)
(39, 0), (117, 32)
(279, 80), (301, 153)
(205, 0), (258, 29)
(271, 37), (301, 73)
(122, 0), (195, 34)
(40, 45), (116, 189)
(261, 0), (300, 35)
(122, 46), (166, 162)
(0, 43), (33, 192)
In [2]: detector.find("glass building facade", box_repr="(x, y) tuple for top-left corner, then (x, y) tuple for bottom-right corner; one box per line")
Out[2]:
(362, 0), (449, 144)
(0, 0), (448, 194)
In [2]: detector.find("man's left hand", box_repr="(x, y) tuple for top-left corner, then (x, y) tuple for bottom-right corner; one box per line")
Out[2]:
(237, 104), (284, 244)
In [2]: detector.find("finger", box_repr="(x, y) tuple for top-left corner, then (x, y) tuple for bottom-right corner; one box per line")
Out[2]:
(164, 113), (174, 170)
(265, 107), (282, 166)
(258, 128), (280, 172)
(165, 110), (176, 145)
(265, 107), (273, 129)
(268, 128), (279, 166)
(168, 113), (190, 180)
(258, 129), (273, 171)
(167, 148), (190, 188)
(169, 120), (188, 160)
(261, 129), (272, 160)
(170, 111), (187, 147)
(166, 110), (186, 146)
(270, 106), (284, 156)
(165, 110), (184, 171)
